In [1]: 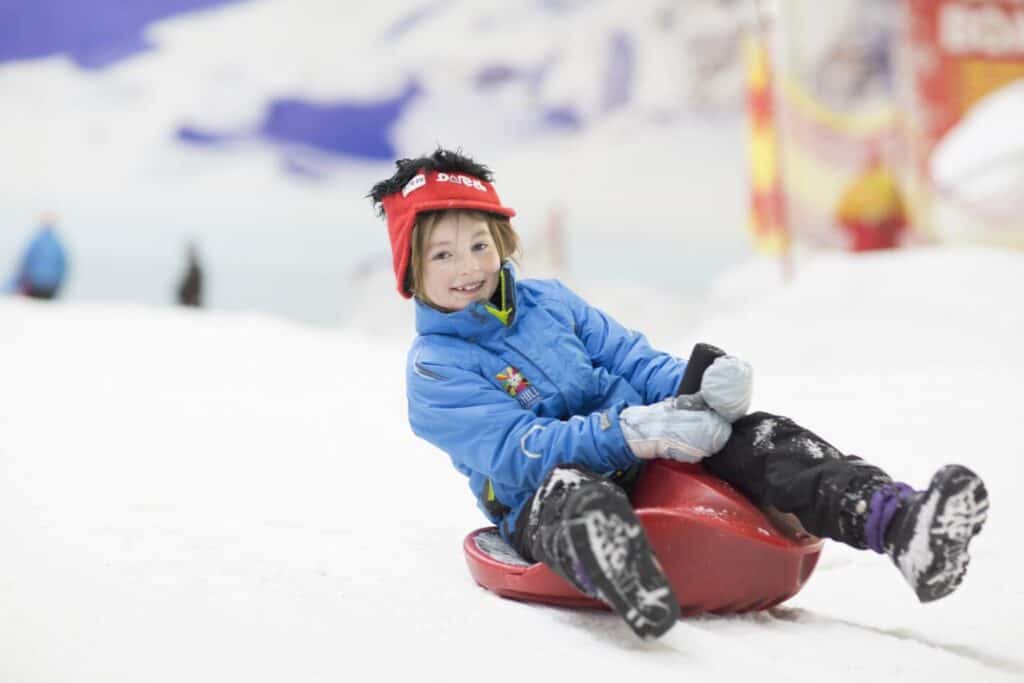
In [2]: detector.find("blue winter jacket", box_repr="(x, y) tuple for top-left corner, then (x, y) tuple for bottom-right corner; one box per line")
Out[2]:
(406, 265), (687, 542)
(12, 227), (68, 292)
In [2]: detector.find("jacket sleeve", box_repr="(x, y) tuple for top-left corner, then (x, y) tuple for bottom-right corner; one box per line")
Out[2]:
(552, 280), (687, 404)
(407, 348), (639, 492)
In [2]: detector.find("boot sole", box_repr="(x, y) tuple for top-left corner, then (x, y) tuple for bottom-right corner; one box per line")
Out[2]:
(562, 485), (680, 638)
(898, 465), (989, 603)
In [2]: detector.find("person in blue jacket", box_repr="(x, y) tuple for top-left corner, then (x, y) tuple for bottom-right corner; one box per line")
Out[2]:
(7, 216), (69, 299)
(368, 148), (989, 639)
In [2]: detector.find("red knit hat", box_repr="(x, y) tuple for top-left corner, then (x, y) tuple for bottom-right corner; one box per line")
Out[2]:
(381, 170), (516, 298)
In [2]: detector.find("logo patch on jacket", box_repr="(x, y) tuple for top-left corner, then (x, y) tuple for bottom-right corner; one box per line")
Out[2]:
(496, 366), (541, 408)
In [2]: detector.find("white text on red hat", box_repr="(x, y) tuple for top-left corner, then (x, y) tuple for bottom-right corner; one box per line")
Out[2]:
(401, 174), (427, 197)
(436, 172), (487, 192)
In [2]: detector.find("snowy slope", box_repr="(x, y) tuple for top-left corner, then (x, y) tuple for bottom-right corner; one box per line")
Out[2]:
(1, 246), (1022, 682)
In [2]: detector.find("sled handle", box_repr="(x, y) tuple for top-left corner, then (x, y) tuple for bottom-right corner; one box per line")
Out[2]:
(677, 343), (726, 395)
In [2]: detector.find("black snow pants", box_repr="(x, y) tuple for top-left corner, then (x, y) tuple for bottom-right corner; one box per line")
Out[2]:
(513, 411), (893, 562)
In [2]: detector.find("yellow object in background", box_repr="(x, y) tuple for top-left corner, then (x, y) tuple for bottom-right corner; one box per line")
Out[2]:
(744, 32), (789, 255)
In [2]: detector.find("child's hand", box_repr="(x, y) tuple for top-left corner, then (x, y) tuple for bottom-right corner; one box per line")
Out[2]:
(700, 356), (753, 422)
(619, 397), (732, 463)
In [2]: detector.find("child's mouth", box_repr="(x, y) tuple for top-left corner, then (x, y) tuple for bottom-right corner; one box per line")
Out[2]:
(452, 281), (484, 295)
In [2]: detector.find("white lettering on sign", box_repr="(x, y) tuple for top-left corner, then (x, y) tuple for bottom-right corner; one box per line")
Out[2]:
(435, 172), (487, 192)
(940, 3), (1024, 56)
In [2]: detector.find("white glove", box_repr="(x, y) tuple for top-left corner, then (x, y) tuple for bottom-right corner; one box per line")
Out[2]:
(700, 356), (753, 423)
(619, 396), (732, 463)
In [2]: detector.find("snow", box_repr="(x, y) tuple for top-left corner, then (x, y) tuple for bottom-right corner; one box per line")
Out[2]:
(2, 245), (1023, 682)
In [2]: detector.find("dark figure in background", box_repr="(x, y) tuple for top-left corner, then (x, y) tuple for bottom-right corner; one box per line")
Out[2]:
(6, 215), (69, 300)
(177, 242), (204, 307)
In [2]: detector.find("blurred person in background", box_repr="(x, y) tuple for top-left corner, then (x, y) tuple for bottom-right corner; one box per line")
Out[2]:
(176, 241), (204, 307)
(5, 213), (69, 300)
(836, 143), (909, 251)
(369, 148), (989, 641)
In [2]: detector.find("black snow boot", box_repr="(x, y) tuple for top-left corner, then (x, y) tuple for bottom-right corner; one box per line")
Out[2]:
(540, 481), (680, 639)
(875, 465), (989, 603)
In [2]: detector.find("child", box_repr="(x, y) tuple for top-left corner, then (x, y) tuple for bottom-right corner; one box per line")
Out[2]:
(368, 148), (989, 640)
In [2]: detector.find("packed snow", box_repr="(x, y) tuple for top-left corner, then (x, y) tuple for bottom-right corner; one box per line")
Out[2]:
(2, 245), (1022, 682)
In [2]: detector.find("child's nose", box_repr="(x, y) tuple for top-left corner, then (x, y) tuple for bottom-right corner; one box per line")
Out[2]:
(457, 252), (481, 273)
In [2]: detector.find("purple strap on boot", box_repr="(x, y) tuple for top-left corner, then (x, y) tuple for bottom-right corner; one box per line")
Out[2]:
(865, 483), (915, 553)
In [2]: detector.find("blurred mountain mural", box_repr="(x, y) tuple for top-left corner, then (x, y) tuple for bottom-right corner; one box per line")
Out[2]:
(0, 0), (750, 326)
(0, 1), (245, 68)
(2, 0), (744, 169)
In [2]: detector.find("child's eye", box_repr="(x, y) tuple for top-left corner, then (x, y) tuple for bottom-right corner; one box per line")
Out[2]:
(431, 251), (451, 261)
(472, 242), (490, 252)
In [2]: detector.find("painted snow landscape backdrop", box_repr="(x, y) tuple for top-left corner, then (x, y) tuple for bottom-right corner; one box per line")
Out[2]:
(0, 0), (752, 326)
(2, 2), (1023, 682)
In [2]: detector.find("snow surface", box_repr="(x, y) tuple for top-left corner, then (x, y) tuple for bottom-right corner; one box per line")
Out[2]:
(2, 245), (1023, 682)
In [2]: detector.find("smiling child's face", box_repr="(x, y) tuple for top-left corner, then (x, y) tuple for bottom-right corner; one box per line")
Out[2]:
(421, 212), (501, 312)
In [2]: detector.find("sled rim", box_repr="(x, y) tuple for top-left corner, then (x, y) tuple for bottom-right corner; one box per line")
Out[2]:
(463, 461), (825, 614)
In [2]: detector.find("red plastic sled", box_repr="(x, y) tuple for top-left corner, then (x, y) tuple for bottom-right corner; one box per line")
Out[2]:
(463, 459), (824, 615)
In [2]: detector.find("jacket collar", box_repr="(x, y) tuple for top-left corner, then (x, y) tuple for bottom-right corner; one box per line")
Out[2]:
(414, 262), (519, 339)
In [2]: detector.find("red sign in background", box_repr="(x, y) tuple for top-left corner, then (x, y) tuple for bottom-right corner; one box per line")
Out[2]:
(904, 0), (1024, 165)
